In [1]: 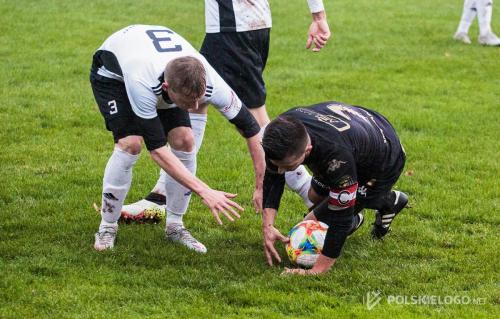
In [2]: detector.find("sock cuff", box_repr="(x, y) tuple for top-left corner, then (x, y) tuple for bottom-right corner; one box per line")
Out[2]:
(113, 147), (139, 164)
(189, 113), (208, 121)
(170, 148), (196, 160)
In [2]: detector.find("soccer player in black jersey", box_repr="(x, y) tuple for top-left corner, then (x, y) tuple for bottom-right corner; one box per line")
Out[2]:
(261, 101), (409, 275)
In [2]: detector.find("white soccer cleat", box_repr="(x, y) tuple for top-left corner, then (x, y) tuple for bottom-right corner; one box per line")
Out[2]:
(453, 32), (472, 44)
(165, 223), (207, 254)
(94, 225), (118, 251)
(478, 32), (500, 46)
(121, 199), (166, 223)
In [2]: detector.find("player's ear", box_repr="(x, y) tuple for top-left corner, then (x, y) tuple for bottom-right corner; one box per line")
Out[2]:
(161, 81), (169, 91)
(305, 144), (313, 154)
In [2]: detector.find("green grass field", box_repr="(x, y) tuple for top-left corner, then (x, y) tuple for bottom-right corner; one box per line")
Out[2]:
(1, 0), (499, 317)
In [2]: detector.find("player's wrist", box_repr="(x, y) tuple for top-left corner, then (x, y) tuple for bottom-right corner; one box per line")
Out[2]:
(312, 10), (326, 21)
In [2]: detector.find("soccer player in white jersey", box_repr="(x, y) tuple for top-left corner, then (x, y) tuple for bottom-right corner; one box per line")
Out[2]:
(122, 0), (331, 232)
(454, 0), (500, 46)
(90, 25), (265, 252)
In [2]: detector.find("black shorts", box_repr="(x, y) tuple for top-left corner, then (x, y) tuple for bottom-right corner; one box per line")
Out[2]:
(200, 29), (270, 108)
(311, 150), (406, 210)
(90, 72), (191, 149)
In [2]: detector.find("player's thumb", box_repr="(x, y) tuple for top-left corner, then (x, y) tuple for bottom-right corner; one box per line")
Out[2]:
(224, 192), (238, 198)
(306, 35), (313, 49)
(278, 234), (290, 243)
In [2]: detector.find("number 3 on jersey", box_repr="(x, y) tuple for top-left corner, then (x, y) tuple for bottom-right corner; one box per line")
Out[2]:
(146, 29), (182, 53)
(108, 100), (118, 115)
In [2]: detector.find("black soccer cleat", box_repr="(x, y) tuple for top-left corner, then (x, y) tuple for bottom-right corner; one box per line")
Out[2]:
(348, 213), (365, 236)
(371, 191), (408, 239)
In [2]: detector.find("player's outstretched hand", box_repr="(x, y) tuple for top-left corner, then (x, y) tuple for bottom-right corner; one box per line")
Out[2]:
(306, 18), (331, 52)
(199, 189), (243, 225)
(263, 226), (289, 266)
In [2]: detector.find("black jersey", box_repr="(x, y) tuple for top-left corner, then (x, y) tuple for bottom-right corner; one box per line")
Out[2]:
(264, 101), (404, 210)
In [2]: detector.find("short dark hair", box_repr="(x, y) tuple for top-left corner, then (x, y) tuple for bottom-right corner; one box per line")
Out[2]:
(262, 115), (308, 161)
(165, 56), (206, 99)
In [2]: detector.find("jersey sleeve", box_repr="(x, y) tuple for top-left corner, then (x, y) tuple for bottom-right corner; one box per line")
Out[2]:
(263, 158), (286, 210)
(314, 151), (358, 259)
(204, 62), (260, 138)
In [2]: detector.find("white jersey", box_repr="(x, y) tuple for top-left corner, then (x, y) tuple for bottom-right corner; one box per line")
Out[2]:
(95, 25), (242, 120)
(205, 0), (272, 33)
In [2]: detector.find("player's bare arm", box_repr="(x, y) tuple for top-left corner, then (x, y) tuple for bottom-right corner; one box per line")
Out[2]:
(150, 145), (243, 224)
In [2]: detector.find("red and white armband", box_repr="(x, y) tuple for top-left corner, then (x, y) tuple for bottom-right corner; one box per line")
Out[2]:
(328, 183), (358, 210)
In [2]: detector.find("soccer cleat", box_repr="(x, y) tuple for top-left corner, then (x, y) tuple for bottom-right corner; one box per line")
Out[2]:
(120, 193), (166, 223)
(348, 213), (364, 236)
(453, 32), (472, 44)
(94, 225), (118, 251)
(478, 32), (500, 46)
(371, 191), (409, 239)
(165, 223), (207, 254)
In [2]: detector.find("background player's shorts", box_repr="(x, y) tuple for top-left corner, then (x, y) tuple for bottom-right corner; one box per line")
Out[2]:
(90, 73), (191, 145)
(200, 28), (270, 108)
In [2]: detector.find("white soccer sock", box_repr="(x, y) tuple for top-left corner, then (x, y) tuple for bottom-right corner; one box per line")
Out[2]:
(189, 113), (208, 152)
(164, 148), (197, 226)
(150, 114), (206, 197)
(285, 165), (314, 208)
(100, 147), (139, 229)
(477, 0), (494, 36)
(457, 0), (478, 34)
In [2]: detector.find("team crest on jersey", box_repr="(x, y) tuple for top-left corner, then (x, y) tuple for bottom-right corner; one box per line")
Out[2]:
(327, 159), (346, 174)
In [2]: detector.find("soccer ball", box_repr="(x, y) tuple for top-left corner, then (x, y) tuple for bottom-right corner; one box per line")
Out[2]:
(286, 220), (329, 268)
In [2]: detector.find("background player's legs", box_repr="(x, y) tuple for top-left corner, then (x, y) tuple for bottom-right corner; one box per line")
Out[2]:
(477, 0), (500, 45)
(251, 106), (313, 208)
(95, 136), (141, 250)
(454, 0), (477, 43)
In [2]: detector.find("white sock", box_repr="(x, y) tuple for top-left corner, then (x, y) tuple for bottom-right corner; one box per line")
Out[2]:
(100, 147), (139, 229)
(150, 114), (207, 198)
(164, 148), (197, 226)
(457, 0), (478, 34)
(477, 0), (494, 36)
(189, 113), (208, 152)
(285, 165), (313, 208)
(152, 169), (167, 197)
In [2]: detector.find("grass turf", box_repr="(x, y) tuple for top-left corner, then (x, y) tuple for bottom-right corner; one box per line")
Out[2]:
(0, 0), (499, 317)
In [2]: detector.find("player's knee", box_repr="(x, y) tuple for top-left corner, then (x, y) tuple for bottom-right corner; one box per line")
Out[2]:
(168, 127), (195, 152)
(117, 136), (142, 155)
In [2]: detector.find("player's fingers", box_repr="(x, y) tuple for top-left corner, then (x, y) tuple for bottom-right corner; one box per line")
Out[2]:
(306, 35), (313, 49)
(315, 36), (327, 46)
(211, 208), (223, 225)
(267, 243), (282, 263)
(223, 203), (241, 219)
(224, 192), (238, 199)
(313, 38), (325, 50)
(225, 198), (244, 211)
(264, 248), (273, 266)
(219, 209), (235, 222)
(278, 235), (290, 243)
